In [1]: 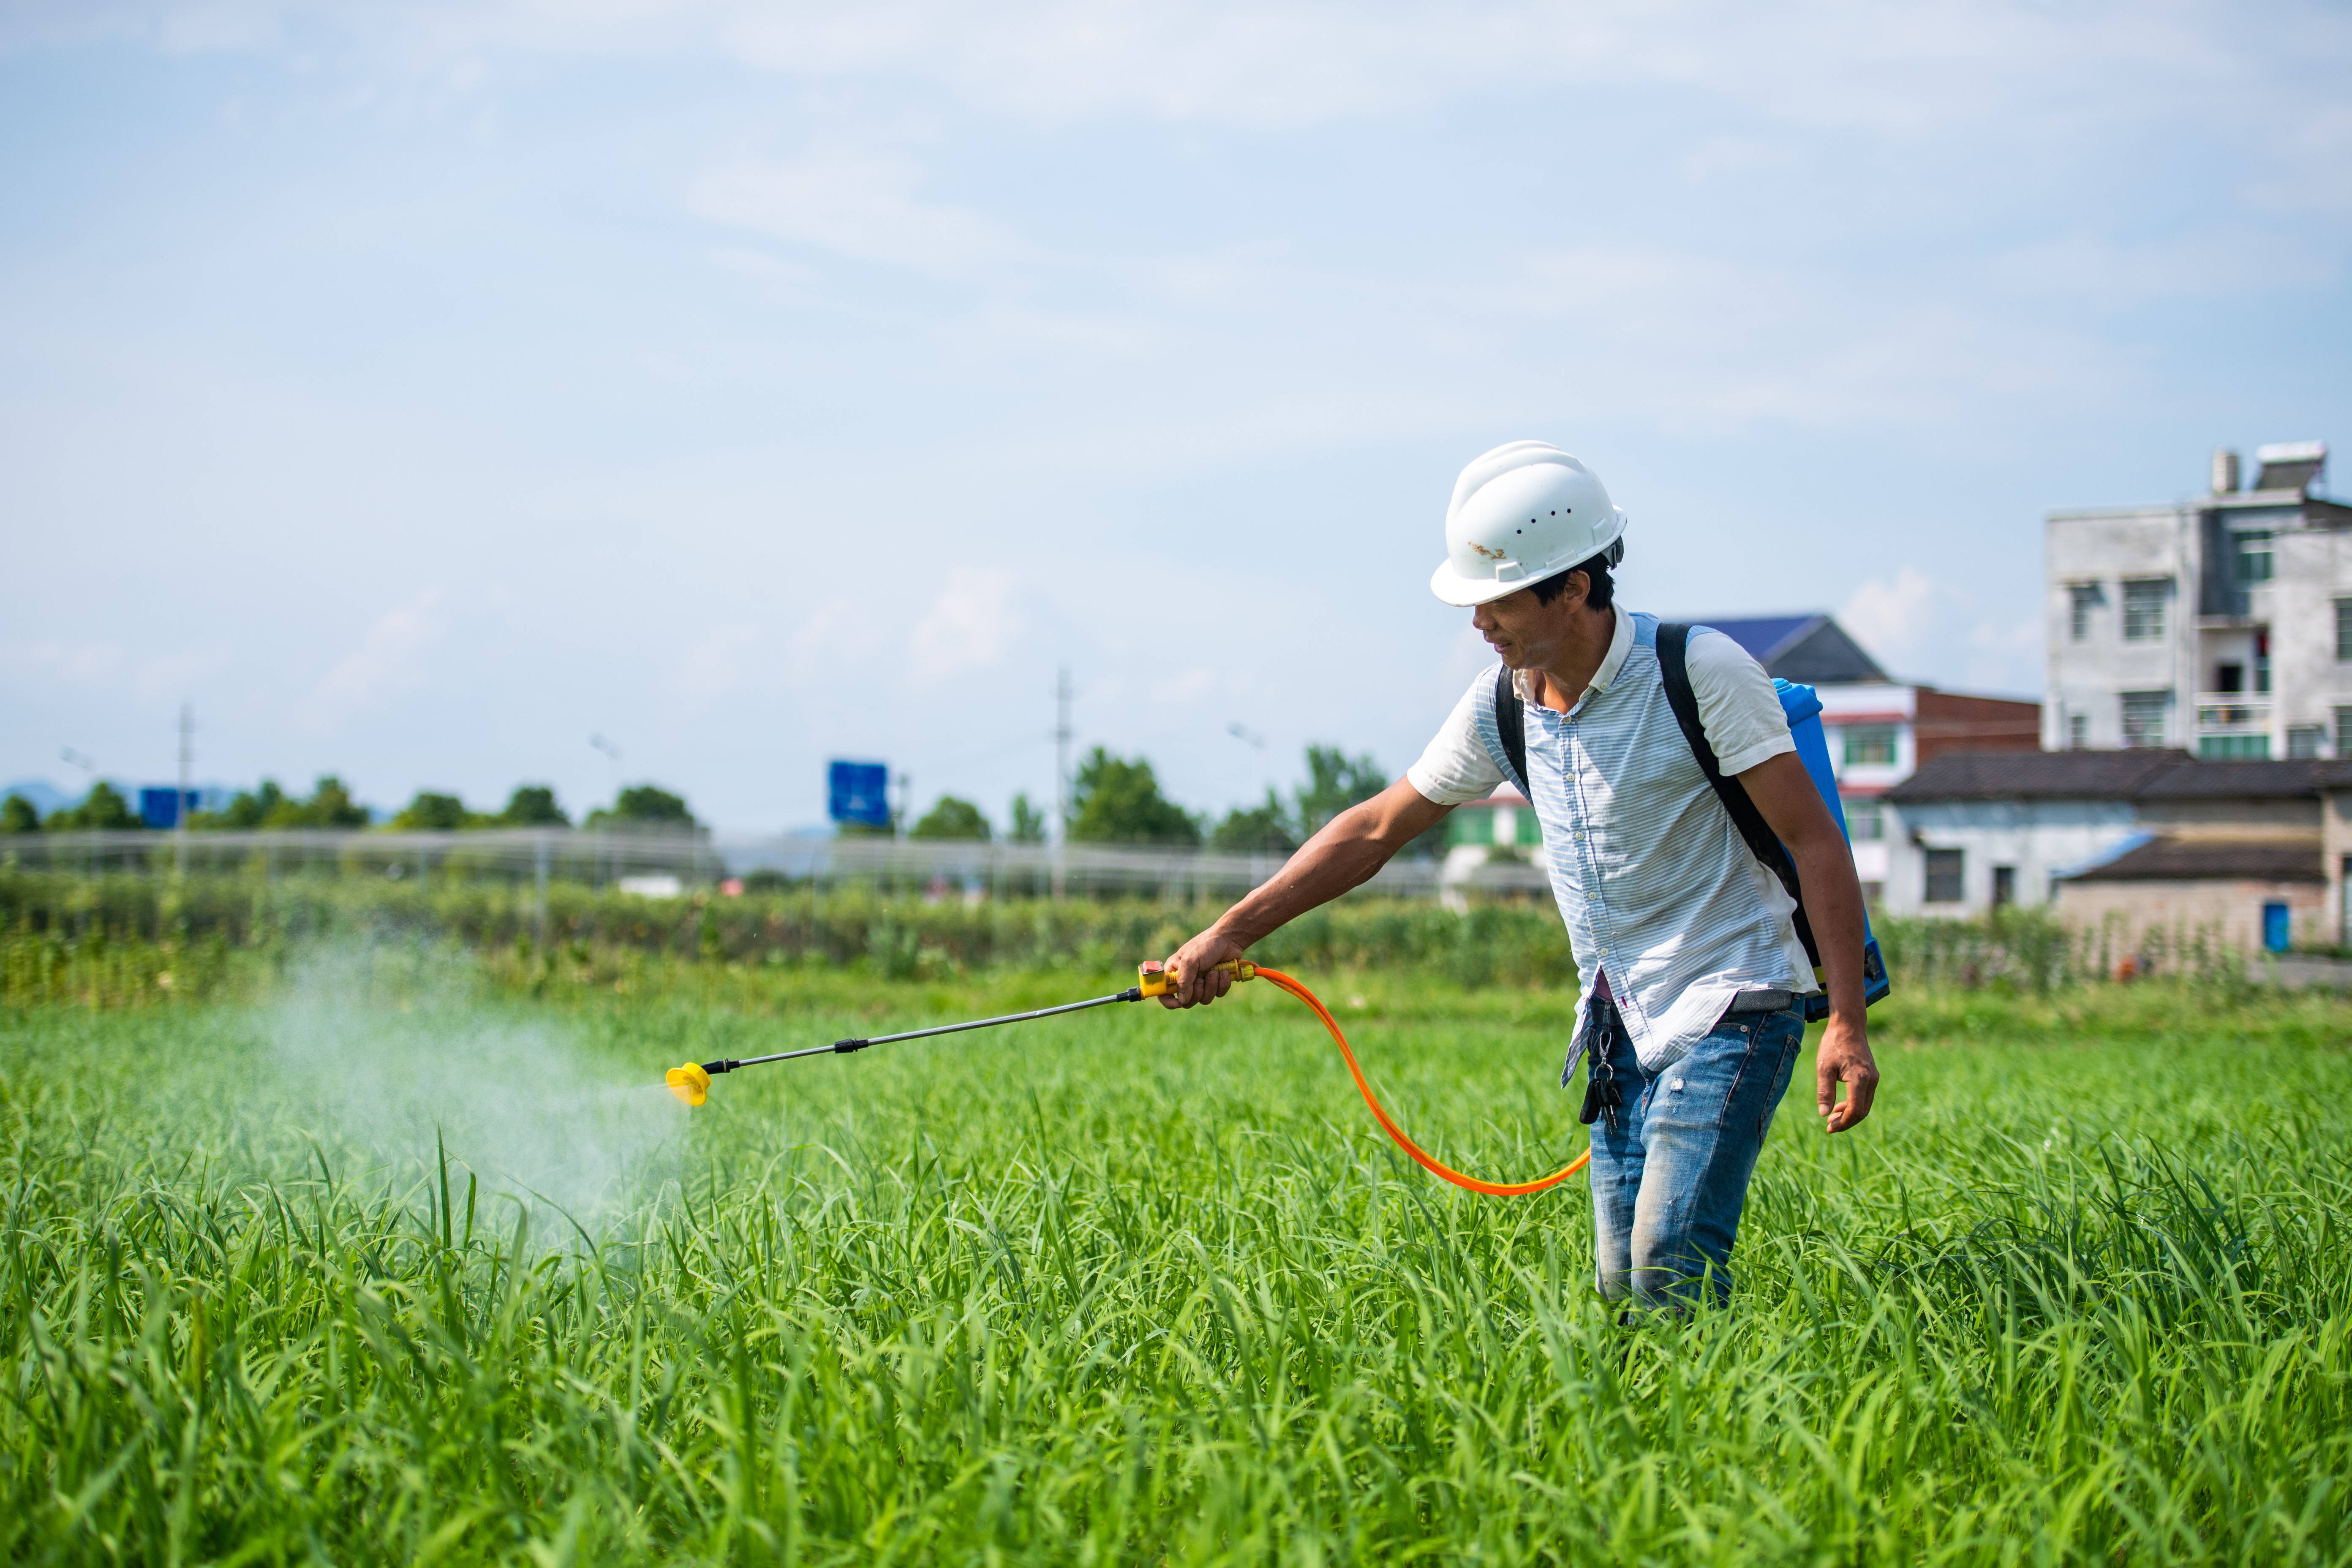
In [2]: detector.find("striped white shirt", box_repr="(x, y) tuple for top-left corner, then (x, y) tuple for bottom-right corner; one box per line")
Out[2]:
(1407, 610), (1809, 1073)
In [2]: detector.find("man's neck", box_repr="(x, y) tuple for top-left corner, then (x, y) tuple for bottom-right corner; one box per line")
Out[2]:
(1532, 606), (1618, 714)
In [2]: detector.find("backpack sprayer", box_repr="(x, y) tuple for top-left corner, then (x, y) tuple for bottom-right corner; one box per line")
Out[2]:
(664, 959), (1589, 1197)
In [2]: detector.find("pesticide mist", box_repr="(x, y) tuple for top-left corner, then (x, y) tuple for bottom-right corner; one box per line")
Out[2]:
(265, 942), (689, 1233)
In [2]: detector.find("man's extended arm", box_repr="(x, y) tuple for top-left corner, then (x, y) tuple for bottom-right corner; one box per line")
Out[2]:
(1159, 776), (1453, 1007)
(1736, 751), (1879, 1133)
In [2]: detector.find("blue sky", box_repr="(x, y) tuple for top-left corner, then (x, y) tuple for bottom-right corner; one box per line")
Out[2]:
(3, 1), (2348, 830)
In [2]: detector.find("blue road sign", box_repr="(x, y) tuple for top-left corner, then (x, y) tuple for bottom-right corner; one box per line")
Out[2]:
(139, 787), (199, 829)
(828, 760), (891, 828)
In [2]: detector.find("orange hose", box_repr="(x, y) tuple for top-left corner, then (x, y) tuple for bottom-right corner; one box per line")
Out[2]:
(1252, 967), (1590, 1196)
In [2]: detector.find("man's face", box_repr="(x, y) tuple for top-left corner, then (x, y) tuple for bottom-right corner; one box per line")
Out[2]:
(1470, 575), (1584, 669)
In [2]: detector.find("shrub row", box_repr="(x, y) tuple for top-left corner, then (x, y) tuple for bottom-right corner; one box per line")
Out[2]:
(0, 868), (2259, 1009)
(0, 870), (1577, 1005)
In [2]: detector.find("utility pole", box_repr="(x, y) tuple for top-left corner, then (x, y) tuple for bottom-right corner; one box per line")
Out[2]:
(1053, 665), (1072, 900)
(588, 735), (621, 890)
(533, 832), (550, 949)
(175, 703), (192, 877)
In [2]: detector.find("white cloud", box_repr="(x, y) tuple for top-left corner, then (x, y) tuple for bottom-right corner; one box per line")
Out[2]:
(688, 150), (1022, 275)
(674, 621), (760, 708)
(1488, 247), (2126, 430)
(1988, 229), (2336, 305)
(6, 640), (128, 687)
(909, 567), (1021, 678)
(1841, 566), (1943, 670)
(1841, 566), (2041, 695)
(132, 645), (232, 704)
(305, 588), (447, 731)
(2249, 101), (2352, 218)
(24, 0), (2346, 157)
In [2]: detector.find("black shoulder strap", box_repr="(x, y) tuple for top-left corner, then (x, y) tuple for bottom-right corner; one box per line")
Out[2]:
(1656, 624), (1820, 968)
(1493, 665), (1528, 795)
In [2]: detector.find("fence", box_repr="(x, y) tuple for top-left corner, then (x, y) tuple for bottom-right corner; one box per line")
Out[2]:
(0, 828), (1550, 905)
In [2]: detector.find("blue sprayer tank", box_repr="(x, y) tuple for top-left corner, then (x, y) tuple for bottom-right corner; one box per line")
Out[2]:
(1775, 679), (1894, 1020)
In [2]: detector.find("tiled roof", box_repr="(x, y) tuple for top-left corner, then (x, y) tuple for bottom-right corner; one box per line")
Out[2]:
(1682, 614), (1892, 684)
(1885, 749), (2190, 802)
(2134, 759), (2352, 797)
(2064, 836), (2324, 884)
(1700, 615), (1818, 664)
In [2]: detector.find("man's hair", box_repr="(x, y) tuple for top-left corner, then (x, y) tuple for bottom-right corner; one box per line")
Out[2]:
(1529, 549), (1617, 611)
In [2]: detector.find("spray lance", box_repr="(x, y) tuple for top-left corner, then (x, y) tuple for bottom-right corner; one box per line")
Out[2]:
(665, 959), (1588, 1197)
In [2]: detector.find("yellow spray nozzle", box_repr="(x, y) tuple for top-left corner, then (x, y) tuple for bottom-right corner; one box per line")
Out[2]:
(666, 1062), (711, 1106)
(1136, 957), (1256, 997)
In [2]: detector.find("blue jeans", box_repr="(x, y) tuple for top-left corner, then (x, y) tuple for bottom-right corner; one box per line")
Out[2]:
(1580, 995), (1805, 1308)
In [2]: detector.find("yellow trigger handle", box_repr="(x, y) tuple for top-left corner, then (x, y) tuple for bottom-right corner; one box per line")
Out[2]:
(1137, 958), (1257, 997)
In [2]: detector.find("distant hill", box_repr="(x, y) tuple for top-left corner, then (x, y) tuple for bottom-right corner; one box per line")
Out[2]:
(1, 779), (70, 814)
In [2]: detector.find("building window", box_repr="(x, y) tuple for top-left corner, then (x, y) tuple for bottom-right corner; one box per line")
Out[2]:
(2256, 632), (2272, 695)
(1844, 799), (1883, 841)
(2216, 662), (2244, 694)
(1992, 866), (2016, 907)
(1843, 725), (1898, 767)
(2121, 578), (2170, 641)
(2337, 707), (2352, 759)
(2288, 725), (2325, 759)
(2067, 583), (2103, 641)
(2067, 713), (2088, 749)
(2235, 530), (2274, 583)
(1448, 810), (1494, 847)
(2337, 600), (2352, 661)
(1924, 848), (1965, 904)
(2199, 734), (2270, 759)
(2120, 690), (2169, 748)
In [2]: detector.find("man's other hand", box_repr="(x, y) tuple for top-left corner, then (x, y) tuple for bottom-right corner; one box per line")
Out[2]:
(1816, 1016), (1878, 1133)
(1159, 928), (1249, 1008)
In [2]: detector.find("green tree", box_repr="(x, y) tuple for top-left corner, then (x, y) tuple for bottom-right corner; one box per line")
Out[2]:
(1210, 789), (1299, 854)
(203, 780), (286, 828)
(1, 794), (41, 833)
(1069, 748), (1200, 846)
(498, 784), (569, 826)
(910, 796), (992, 841)
(392, 791), (472, 830)
(1294, 744), (1386, 836)
(1007, 792), (1048, 844)
(282, 776), (369, 828)
(45, 781), (142, 831)
(587, 784), (695, 829)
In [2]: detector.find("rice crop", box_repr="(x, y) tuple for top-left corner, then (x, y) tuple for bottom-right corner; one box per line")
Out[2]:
(3, 948), (2348, 1564)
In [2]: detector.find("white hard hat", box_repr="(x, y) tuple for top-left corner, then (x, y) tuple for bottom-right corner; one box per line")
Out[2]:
(1429, 441), (1628, 607)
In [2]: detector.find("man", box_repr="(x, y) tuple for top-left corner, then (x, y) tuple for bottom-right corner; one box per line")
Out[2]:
(1160, 441), (1878, 1308)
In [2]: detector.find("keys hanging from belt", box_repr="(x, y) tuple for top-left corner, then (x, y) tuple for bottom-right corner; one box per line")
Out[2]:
(1578, 1009), (1623, 1128)
(1579, 1063), (1621, 1127)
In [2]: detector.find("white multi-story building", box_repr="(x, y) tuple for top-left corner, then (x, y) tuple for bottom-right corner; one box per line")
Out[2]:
(2046, 441), (2350, 760)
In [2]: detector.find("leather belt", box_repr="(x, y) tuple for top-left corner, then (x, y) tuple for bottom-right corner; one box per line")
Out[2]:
(1723, 988), (1798, 1015)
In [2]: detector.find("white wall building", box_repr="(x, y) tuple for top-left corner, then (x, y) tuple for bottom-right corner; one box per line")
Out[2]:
(1882, 750), (2352, 950)
(2047, 441), (2351, 760)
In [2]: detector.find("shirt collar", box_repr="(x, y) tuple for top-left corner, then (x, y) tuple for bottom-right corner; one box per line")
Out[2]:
(1514, 608), (1631, 707)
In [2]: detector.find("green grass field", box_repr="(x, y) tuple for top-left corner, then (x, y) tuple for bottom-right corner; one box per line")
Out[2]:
(4, 949), (2349, 1564)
